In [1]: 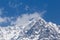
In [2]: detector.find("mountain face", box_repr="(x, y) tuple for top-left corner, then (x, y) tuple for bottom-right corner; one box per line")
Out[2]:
(0, 17), (60, 40)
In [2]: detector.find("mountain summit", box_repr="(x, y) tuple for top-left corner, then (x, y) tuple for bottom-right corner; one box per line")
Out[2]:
(0, 16), (60, 40)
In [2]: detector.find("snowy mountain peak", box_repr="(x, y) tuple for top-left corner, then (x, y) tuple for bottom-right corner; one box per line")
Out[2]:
(0, 16), (60, 40)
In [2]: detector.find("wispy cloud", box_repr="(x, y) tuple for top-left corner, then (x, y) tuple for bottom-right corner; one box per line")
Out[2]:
(8, 1), (23, 8)
(11, 12), (43, 26)
(0, 11), (45, 27)
(0, 8), (4, 15)
(0, 17), (7, 23)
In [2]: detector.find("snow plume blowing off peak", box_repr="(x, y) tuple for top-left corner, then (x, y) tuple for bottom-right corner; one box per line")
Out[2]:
(0, 12), (60, 40)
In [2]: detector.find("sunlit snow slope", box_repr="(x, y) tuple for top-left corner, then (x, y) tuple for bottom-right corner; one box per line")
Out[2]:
(0, 15), (60, 40)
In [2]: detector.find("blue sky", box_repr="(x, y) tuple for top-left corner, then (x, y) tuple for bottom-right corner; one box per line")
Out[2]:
(44, 0), (60, 25)
(0, 0), (60, 27)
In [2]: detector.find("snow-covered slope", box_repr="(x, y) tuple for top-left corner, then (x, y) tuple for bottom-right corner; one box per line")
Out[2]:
(0, 16), (60, 40)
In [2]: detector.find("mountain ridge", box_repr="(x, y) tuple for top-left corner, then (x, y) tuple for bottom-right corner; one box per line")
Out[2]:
(0, 17), (60, 40)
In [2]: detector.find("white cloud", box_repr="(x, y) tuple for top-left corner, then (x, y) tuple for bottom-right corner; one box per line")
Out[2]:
(0, 17), (15, 27)
(0, 12), (43, 26)
(0, 11), (45, 28)
(0, 17), (7, 23)
(12, 12), (42, 27)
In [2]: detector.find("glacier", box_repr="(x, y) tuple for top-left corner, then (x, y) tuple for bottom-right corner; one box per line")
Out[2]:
(0, 16), (60, 40)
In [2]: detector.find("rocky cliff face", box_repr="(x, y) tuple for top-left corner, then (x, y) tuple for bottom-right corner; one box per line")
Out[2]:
(0, 17), (60, 40)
